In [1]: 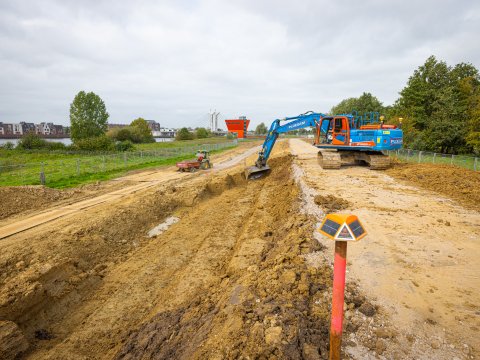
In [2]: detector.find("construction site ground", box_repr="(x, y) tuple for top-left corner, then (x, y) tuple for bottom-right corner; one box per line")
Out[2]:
(0, 139), (478, 359)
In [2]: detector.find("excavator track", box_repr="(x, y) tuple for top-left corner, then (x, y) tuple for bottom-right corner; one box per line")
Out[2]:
(365, 153), (391, 170)
(317, 149), (341, 169)
(317, 150), (391, 170)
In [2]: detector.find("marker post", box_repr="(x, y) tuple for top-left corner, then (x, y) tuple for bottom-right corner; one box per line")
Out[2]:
(318, 214), (367, 360)
(330, 240), (347, 359)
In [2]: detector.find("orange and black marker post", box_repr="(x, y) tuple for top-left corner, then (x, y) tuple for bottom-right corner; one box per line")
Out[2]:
(318, 214), (367, 360)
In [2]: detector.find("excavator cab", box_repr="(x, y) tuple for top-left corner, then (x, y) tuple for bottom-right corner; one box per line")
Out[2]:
(331, 117), (350, 145)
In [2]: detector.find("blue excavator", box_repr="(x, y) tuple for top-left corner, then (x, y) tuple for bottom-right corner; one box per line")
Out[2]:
(245, 111), (403, 179)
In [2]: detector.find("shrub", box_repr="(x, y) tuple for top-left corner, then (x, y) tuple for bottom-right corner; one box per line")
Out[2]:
(46, 141), (67, 151)
(108, 126), (152, 143)
(72, 135), (115, 151)
(115, 140), (135, 151)
(17, 132), (49, 150)
(176, 127), (194, 140)
(226, 132), (236, 140)
(195, 127), (209, 139)
(0, 142), (15, 150)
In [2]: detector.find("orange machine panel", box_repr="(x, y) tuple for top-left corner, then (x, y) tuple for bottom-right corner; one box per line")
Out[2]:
(225, 119), (250, 138)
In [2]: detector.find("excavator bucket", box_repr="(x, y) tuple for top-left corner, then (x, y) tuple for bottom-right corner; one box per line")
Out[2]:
(244, 165), (271, 180)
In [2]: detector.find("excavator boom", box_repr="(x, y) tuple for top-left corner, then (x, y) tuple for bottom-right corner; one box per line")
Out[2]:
(245, 111), (325, 179)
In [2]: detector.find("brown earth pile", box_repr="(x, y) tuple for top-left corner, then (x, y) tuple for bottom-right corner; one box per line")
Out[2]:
(386, 163), (480, 211)
(313, 195), (351, 213)
(0, 186), (73, 220)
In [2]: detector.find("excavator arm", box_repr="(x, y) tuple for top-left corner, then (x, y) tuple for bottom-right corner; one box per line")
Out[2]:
(246, 111), (326, 179)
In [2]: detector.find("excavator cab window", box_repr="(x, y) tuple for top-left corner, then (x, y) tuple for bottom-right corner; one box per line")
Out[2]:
(332, 117), (349, 145)
(334, 118), (343, 131)
(319, 118), (333, 144)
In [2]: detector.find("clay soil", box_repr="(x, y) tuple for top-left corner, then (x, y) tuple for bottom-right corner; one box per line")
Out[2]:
(386, 162), (480, 211)
(0, 140), (479, 360)
(0, 182), (135, 221)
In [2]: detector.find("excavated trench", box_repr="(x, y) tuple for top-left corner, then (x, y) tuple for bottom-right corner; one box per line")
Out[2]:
(0, 154), (374, 359)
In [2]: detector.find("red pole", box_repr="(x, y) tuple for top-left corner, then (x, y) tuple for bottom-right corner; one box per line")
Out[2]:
(329, 241), (347, 360)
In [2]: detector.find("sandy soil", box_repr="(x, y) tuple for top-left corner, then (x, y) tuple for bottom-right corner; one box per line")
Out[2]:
(386, 161), (480, 211)
(290, 138), (479, 359)
(0, 139), (478, 359)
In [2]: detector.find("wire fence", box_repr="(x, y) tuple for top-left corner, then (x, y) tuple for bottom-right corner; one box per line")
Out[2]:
(386, 148), (479, 171)
(0, 140), (238, 186)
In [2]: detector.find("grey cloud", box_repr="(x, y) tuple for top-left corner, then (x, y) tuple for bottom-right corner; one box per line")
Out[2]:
(0, 0), (479, 128)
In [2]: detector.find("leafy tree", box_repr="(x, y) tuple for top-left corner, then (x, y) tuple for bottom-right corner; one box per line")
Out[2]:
(394, 56), (480, 153)
(330, 92), (384, 115)
(70, 91), (109, 141)
(130, 118), (154, 143)
(195, 127), (209, 139)
(176, 127), (194, 140)
(255, 122), (267, 135)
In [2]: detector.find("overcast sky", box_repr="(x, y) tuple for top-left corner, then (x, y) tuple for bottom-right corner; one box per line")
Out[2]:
(1, 0), (479, 128)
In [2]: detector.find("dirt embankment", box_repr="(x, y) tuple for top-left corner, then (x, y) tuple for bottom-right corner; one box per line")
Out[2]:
(386, 162), (480, 211)
(0, 181), (136, 222)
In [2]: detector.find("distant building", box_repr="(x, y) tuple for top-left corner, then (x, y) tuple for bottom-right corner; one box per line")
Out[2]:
(0, 122), (66, 138)
(0, 123), (13, 135)
(225, 116), (250, 138)
(158, 127), (176, 138)
(51, 124), (65, 136)
(108, 123), (129, 130)
(146, 120), (161, 132)
(12, 123), (23, 135)
(20, 122), (36, 134)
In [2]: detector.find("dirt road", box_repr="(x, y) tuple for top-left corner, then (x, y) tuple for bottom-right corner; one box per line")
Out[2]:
(0, 139), (478, 359)
(290, 138), (479, 359)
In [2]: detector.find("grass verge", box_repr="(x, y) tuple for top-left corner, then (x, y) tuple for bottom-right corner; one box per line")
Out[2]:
(0, 146), (236, 188)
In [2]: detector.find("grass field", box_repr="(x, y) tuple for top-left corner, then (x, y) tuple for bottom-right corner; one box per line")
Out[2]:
(0, 139), (237, 188)
(387, 149), (478, 171)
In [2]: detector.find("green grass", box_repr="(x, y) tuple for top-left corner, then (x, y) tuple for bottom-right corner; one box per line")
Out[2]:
(45, 154), (193, 188)
(388, 150), (478, 171)
(0, 141), (237, 188)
